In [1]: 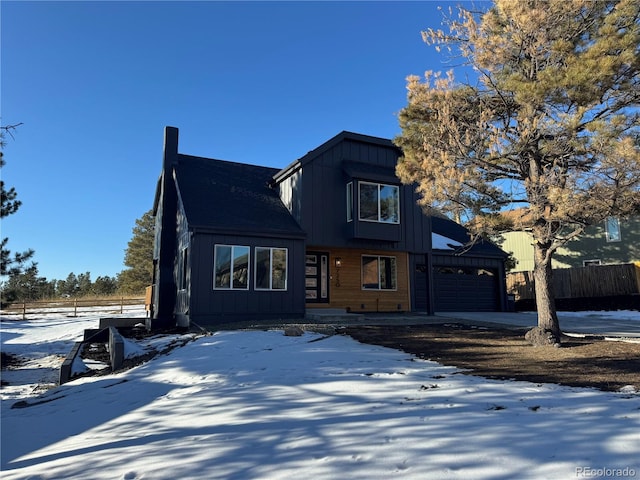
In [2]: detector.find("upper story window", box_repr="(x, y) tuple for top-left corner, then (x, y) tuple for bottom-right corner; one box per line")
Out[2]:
(346, 182), (353, 222)
(359, 182), (399, 224)
(214, 245), (250, 290)
(605, 217), (621, 242)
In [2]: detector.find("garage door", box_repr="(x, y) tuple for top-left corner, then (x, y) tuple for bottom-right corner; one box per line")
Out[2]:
(433, 266), (498, 311)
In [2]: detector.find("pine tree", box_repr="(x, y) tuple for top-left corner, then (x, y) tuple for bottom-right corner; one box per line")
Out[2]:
(1, 123), (34, 277)
(57, 273), (79, 297)
(93, 276), (118, 296)
(118, 209), (155, 294)
(395, 0), (640, 345)
(77, 272), (93, 296)
(1, 264), (49, 302)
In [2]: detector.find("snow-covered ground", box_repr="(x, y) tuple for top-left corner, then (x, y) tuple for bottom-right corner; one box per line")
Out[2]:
(1, 308), (639, 479)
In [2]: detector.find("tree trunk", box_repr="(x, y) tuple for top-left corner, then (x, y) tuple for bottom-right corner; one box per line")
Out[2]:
(527, 242), (562, 346)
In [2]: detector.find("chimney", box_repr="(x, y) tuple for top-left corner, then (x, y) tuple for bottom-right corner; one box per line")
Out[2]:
(151, 126), (180, 329)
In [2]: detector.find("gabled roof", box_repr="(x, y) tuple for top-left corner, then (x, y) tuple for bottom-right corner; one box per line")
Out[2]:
(431, 215), (507, 257)
(272, 130), (401, 184)
(173, 154), (305, 238)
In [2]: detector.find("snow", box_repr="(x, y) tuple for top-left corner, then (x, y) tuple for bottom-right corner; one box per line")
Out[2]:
(529, 310), (640, 321)
(2, 307), (639, 479)
(431, 233), (463, 250)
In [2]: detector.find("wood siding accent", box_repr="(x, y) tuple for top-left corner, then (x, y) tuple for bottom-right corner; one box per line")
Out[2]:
(307, 247), (411, 313)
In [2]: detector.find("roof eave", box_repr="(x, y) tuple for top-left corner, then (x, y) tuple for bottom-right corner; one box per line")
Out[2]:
(272, 131), (401, 185)
(190, 224), (307, 240)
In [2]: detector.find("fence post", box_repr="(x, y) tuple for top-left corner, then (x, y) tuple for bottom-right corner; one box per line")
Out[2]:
(22, 302), (26, 320)
(120, 296), (124, 314)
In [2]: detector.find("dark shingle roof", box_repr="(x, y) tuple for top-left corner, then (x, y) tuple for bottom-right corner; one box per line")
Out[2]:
(431, 215), (506, 257)
(174, 154), (305, 237)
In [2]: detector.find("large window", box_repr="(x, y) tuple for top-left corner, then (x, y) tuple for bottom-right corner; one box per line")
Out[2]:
(255, 247), (288, 290)
(214, 245), (250, 290)
(359, 182), (399, 223)
(605, 217), (621, 242)
(362, 255), (397, 290)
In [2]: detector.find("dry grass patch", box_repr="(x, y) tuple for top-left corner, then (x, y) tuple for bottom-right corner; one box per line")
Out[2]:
(341, 323), (640, 392)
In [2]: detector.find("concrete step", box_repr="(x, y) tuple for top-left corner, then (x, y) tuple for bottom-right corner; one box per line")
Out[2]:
(305, 308), (365, 324)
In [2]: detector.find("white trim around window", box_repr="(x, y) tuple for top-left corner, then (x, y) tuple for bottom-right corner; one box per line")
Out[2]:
(213, 244), (250, 290)
(583, 259), (602, 267)
(358, 181), (400, 224)
(346, 182), (353, 222)
(255, 247), (288, 291)
(605, 217), (621, 242)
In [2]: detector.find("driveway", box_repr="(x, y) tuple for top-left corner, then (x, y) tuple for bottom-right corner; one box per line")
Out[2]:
(435, 311), (640, 339)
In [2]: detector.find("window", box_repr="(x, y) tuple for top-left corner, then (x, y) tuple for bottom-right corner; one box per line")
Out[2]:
(178, 248), (188, 290)
(346, 182), (353, 222)
(359, 182), (399, 224)
(605, 217), (621, 242)
(362, 255), (397, 290)
(255, 247), (288, 290)
(583, 259), (602, 267)
(214, 245), (249, 290)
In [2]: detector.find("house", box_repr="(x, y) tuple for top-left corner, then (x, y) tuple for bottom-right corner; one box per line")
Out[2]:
(500, 210), (640, 272)
(150, 127), (508, 329)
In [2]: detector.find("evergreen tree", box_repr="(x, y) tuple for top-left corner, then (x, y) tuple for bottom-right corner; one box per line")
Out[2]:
(77, 272), (92, 296)
(57, 272), (79, 297)
(0, 264), (49, 302)
(395, 0), (640, 344)
(119, 209), (155, 294)
(1, 123), (34, 277)
(93, 276), (118, 296)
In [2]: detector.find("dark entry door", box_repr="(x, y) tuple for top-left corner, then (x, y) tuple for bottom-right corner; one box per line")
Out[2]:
(306, 252), (329, 303)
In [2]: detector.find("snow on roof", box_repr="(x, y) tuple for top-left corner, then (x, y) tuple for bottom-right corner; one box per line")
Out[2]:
(432, 232), (463, 250)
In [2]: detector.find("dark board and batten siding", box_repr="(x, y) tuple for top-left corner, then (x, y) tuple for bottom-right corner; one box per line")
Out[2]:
(187, 232), (305, 325)
(174, 198), (191, 326)
(280, 137), (432, 253)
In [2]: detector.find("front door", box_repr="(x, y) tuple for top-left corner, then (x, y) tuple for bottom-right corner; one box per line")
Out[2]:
(305, 252), (329, 303)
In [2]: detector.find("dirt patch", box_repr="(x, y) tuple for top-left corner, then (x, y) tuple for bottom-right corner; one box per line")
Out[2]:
(340, 323), (640, 392)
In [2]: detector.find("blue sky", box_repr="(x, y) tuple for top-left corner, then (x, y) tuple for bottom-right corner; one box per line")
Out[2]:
(1, 1), (480, 282)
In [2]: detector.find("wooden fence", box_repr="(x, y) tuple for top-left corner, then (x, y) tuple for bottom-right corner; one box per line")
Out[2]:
(506, 263), (640, 301)
(0, 297), (146, 320)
